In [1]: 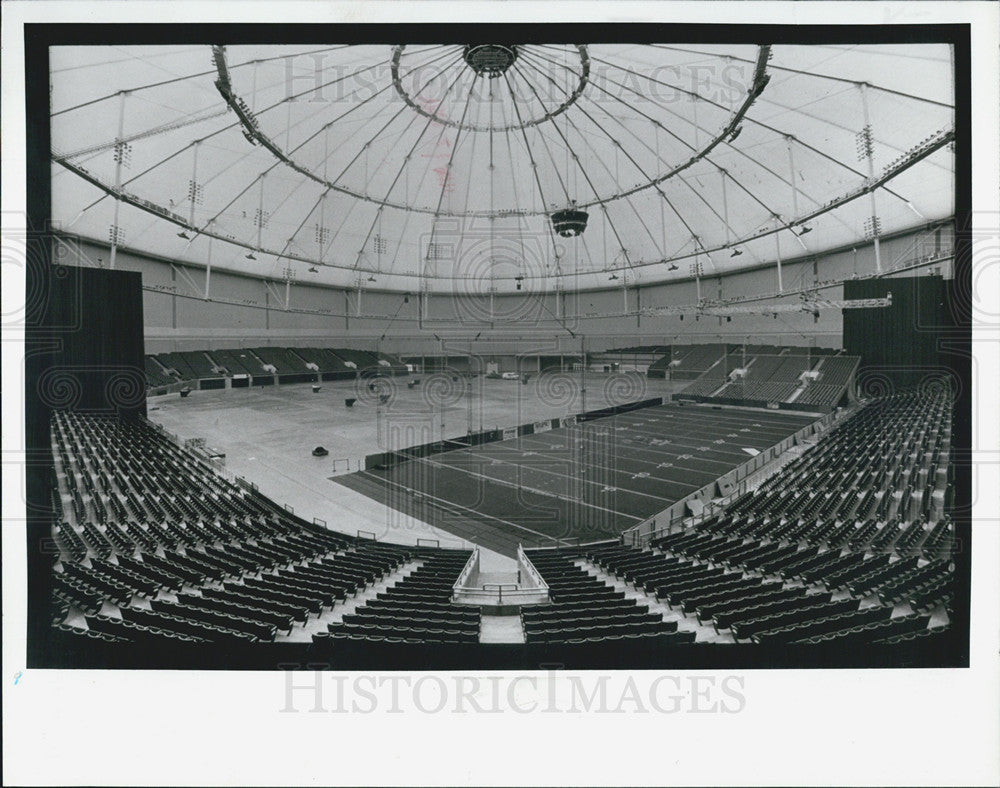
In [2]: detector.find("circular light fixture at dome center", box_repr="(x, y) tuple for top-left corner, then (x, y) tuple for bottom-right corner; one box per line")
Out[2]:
(463, 44), (519, 77)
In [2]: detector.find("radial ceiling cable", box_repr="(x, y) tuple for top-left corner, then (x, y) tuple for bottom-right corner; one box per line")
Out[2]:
(650, 45), (954, 108)
(554, 51), (812, 242)
(504, 64), (636, 269)
(502, 70), (572, 205)
(349, 55), (472, 274)
(423, 69), (484, 274)
(535, 52), (755, 259)
(590, 49), (923, 208)
(51, 45), (355, 117)
(320, 56), (471, 270)
(497, 71), (562, 263)
(515, 54), (680, 263)
(515, 55), (688, 262)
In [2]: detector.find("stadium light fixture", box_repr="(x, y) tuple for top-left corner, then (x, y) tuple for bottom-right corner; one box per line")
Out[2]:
(751, 74), (771, 98)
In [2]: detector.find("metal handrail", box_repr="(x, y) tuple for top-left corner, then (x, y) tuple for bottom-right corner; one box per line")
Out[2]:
(481, 583), (519, 604)
(453, 547), (479, 590)
(516, 544), (549, 591)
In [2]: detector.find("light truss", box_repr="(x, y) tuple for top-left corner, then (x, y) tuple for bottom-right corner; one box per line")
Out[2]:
(640, 293), (892, 318)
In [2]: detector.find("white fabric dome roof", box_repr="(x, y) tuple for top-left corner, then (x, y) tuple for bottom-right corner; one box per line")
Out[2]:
(51, 42), (954, 292)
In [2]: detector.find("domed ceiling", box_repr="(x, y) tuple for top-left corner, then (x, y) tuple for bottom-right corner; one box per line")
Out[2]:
(51, 43), (954, 292)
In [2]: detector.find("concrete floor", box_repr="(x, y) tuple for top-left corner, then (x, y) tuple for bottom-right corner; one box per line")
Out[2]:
(147, 373), (687, 559)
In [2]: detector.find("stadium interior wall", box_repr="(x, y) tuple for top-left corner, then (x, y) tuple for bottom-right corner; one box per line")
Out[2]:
(54, 221), (953, 356)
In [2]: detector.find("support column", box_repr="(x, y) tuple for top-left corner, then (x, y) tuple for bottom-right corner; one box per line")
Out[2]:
(467, 338), (474, 437)
(187, 141), (201, 227)
(859, 83), (883, 273)
(773, 217), (784, 293)
(786, 136), (799, 217)
(692, 239), (702, 302)
(254, 174), (266, 256)
(109, 91), (128, 270)
(204, 224), (213, 299)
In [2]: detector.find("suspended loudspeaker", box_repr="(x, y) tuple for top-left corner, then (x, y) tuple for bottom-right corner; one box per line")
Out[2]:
(550, 208), (589, 237)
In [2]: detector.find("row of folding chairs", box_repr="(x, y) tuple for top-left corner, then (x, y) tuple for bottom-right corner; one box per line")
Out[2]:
(752, 605), (893, 645)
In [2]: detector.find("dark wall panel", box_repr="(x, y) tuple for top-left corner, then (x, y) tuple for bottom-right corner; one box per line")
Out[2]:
(36, 265), (147, 418)
(843, 275), (952, 391)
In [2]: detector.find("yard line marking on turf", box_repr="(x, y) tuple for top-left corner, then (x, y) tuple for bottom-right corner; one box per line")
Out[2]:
(406, 453), (652, 518)
(441, 408), (806, 488)
(485, 435), (718, 488)
(432, 449), (678, 505)
(610, 406), (817, 433)
(514, 423), (762, 469)
(556, 431), (754, 466)
(592, 406), (815, 439)
(354, 470), (602, 543)
(606, 414), (814, 448)
(592, 423), (813, 456)
(444, 430), (714, 491)
(410, 457), (652, 522)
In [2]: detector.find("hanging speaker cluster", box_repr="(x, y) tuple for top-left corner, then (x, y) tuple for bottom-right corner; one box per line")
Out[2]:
(550, 207), (589, 238)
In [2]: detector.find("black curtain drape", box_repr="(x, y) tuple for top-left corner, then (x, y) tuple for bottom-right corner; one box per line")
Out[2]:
(843, 275), (954, 391)
(34, 265), (147, 419)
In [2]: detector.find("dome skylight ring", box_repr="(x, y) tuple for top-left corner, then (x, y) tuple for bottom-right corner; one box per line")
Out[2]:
(391, 44), (591, 133)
